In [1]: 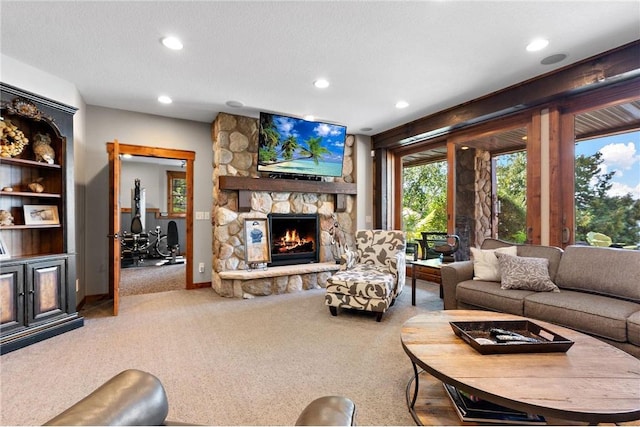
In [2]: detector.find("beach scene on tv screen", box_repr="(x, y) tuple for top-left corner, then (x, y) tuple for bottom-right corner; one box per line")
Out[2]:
(259, 113), (346, 177)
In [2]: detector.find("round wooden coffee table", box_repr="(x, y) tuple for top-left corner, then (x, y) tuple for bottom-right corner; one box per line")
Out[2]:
(401, 310), (640, 425)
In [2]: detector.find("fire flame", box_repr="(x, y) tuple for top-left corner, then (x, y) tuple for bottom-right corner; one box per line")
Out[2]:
(284, 229), (300, 242)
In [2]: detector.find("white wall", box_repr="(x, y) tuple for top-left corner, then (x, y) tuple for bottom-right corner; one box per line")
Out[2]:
(85, 106), (213, 295)
(355, 135), (373, 229)
(120, 162), (183, 211)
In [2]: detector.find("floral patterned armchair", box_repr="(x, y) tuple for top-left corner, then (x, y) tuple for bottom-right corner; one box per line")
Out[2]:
(325, 230), (406, 322)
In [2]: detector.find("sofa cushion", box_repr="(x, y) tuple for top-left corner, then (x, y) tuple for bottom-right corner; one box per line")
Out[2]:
(627, 311), (640, 346)
(480, 239), (563, 281)
(470, 246), (517, 282)
(456, 280), (536, 315)
(555, 245), (640, 303)
(496, 254), (559, 292)
(524, 290), (640, 342)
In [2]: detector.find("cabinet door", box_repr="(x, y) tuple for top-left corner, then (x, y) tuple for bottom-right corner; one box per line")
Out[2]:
(0, 264), (26, 336)
(26, 259), (66, 325)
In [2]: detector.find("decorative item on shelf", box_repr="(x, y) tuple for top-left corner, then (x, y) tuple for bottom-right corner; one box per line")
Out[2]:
(0, 209), (14, 226)
(0, 118), (29, 158)
(23, 204), (59, 225)
(28, 177), (45, 193)
(32, 132), (55, 164)
(2, 186), (13, 192)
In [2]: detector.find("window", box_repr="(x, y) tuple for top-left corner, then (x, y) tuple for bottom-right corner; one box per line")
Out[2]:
(401, 160), (448, 242)
(167, 171), (186, 217)
(495, 151), (527, 243)
(574, 130), (640, 247)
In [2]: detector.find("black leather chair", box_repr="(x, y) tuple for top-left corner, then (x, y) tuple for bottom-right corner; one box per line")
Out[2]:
(44, 369), (356, 426)
(416, 231), (460, 262)
(166, 220), (180, 264)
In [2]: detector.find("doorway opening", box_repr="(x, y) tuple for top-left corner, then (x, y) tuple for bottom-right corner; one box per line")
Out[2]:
(118, 155), (187, 295)
(107, 142), (195, 315)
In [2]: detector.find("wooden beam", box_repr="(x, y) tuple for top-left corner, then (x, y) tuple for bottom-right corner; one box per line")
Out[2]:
(218, 175), (356, 195)
(372, 41), (640, 149)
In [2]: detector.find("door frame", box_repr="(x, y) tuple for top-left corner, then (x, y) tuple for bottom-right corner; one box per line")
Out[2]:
(107, 142), (195, 315)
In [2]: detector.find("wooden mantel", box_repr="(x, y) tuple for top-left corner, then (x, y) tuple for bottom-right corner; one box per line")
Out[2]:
(219, 175), (357, 212)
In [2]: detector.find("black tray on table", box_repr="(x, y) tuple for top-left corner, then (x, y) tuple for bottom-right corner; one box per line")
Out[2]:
(449, 320), (574, 354)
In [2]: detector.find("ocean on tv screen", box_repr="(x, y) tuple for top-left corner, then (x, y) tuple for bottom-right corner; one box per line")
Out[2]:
(258, 158), (343, 177)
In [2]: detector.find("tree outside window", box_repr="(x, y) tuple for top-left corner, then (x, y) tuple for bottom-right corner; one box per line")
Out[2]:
(167, 171), (186, 217)
(402, 161), (448, 242)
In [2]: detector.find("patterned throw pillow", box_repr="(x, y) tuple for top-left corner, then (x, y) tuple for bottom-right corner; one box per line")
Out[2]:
(471, 246), (518, 282)
(496, 253), (560, 292)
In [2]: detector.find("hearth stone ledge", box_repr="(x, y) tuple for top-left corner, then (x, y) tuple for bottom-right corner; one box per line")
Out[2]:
(217, 262), (341, 299)
(218, 262), (340, 280)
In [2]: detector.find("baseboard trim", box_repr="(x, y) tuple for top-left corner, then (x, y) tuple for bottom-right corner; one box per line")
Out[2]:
(189, 281), (211, 290)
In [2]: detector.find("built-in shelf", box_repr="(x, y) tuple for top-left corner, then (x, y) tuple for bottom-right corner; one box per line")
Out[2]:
(0, 157), (62, 169)
(219, 175), (356, 212)
(1, 191), (61, 198)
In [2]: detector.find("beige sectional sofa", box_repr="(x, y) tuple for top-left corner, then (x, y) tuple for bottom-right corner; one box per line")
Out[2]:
(441, 239), (640, 357)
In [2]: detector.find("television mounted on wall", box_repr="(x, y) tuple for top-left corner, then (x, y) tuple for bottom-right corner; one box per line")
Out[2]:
(258, 112), (347, 178)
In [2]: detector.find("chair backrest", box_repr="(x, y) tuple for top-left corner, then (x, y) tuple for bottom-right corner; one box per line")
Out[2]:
(355, 230), (406, 266)
(167, 221), (179, 247)
(130, 215), (143, 234)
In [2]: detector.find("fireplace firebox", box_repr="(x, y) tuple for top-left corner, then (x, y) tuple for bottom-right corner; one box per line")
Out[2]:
(268, 213), (319, 266)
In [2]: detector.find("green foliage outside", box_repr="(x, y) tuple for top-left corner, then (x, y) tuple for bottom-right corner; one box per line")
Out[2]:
(402, 144), (639, 248)
(402, 161), (448, 242)
(496, 152), (527, 243)
(496, 149), (640, 245)
(575, 151), (640, 245)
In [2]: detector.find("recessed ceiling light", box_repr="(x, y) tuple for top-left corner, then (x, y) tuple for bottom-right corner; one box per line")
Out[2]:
(460, 146), (470, 150)
(304, 115), (315, 121)
(158, 95), (173, 104)
(360, 127), (373, 132)
(226, 100), (244, 108)
(161, 36), (183, 50)
(526, 38), (549, 52)
(313, 79), (330, 89)
(395, 100), (409, 109)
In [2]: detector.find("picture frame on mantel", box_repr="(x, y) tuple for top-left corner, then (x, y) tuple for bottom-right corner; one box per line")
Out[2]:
(244, 218), (271, 267)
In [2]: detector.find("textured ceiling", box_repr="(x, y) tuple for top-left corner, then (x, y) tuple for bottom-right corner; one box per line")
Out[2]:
(1, 1), (639, 137)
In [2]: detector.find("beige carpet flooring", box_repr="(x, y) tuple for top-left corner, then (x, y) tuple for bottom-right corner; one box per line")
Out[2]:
(120, 262), (185, 296)
(0, 280), (443, 426)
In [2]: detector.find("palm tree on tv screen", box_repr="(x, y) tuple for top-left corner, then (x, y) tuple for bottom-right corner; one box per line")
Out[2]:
(299, 136), (330, 165)
(259, 116), (279, 162)
(281, 135), (300, 160)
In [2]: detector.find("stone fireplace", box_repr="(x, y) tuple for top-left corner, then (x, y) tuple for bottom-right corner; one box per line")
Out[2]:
(211, 113), (356, 298)
(268, 213), (319, 266)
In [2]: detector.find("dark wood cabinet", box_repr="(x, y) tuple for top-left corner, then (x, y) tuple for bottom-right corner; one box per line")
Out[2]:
(0, 83), (83, 354)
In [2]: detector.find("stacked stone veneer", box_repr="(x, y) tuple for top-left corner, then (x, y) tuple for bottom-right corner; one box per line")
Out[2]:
(211, 113), (356, 298)
(454, 147), (493, 260)
(474, 149), (493, 245)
